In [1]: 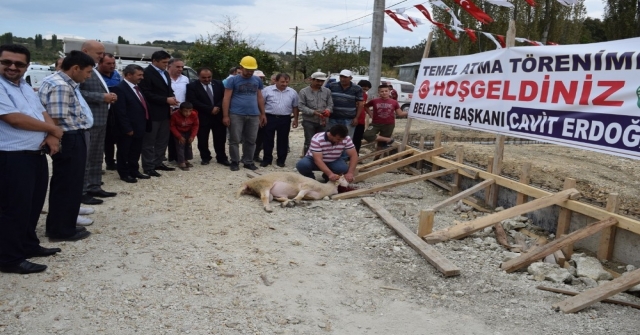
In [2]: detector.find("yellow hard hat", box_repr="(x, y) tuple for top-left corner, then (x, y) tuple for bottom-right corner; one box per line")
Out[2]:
(239, 56), (258, 70)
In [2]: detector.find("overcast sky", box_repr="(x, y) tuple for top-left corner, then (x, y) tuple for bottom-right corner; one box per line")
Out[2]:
(1, 0), (605, 53)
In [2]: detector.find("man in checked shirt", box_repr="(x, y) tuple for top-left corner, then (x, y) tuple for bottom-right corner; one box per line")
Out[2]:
(38, 51), (96, 242)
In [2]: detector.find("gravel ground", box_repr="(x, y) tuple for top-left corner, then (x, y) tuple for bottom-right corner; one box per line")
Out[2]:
(1, 125), (639, 334)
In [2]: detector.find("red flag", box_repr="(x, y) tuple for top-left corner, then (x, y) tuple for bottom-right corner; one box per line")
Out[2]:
(438, 25), (459, 42)
(464, 28), (477, 43)
(407, 16), (419, 27)
(453, 0), (494, 24)
(496, 35), (506, 48)
(524, 0), (536, 6)
(385, 10), (413, 32)
(414, 4), (437, 25)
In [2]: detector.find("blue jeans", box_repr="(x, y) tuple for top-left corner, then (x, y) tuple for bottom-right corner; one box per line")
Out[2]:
(326, 118), (356, 139)
(296, 155), (348, 180)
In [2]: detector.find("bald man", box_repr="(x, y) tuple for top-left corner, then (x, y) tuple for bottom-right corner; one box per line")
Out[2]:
(79, 40), (118, 205)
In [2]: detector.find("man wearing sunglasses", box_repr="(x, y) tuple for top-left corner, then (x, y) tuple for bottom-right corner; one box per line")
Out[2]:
(0, 44), (64, 274)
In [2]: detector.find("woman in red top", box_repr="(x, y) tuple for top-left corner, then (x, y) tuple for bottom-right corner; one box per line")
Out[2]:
(170, 102), (199, 171)
(352, 80), (371, 154)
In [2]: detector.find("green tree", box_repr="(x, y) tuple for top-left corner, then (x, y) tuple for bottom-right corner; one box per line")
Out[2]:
(1, 32), (13, 45)
(51, 34), (58, 49)
(187, 16), (280, 79)
(299, 36), (363, 78)
(35, 34), (43, 49)
(603, 0), (639, 40)
(118, 36), (130, 44)
(580, 17), (606, 43)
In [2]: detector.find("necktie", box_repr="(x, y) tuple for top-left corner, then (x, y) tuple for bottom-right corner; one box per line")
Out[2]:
(205, 84), (214, 103)
(134, 85), (149, 120)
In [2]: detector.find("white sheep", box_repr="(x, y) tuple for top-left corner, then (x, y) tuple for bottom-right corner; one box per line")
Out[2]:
(237, 172), (349, 212)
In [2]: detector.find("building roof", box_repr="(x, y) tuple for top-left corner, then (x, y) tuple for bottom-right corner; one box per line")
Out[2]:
(394, 62), (421, 68)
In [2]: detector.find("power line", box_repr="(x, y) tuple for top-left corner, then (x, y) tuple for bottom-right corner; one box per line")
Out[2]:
(300, 0), (413, 35)
(273, 33), (296, 52)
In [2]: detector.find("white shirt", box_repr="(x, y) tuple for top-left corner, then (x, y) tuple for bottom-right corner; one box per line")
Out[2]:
(171, 75), (189, 105)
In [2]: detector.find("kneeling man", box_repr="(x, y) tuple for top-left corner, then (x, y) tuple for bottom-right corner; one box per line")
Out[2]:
(296, 124), (356, 183)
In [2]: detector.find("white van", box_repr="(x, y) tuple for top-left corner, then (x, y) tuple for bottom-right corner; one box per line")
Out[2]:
(23, 64), (55, 89)
(327, 74), (415, 112)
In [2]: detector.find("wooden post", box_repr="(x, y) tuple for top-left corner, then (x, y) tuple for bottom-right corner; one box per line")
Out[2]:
(484, 156), (494, 204)
(417, 210), (435, 237)
(416, 135), (425, 169)
(515, 162), (531, 205)
(400, 32), (433, 152)
(597, 193), (620, 261)
(487, 135), (505, 208)
(556, 178), (576, 259)
(451, 146), (464, 194)
(431, 131), (442, 173)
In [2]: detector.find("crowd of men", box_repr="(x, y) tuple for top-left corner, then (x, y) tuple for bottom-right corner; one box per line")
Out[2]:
(0, 41), (404, 274)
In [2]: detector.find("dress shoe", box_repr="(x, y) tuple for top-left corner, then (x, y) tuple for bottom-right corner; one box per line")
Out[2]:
(253, 156), (263, 163)
(217, 160), (231, 166)
(81, 195), (103, 205)
(121, 176), (138, 183)
(260, 161), (271, 167)
(78, 207), (95, 215)
(0, 260), (47, 274)
(155, 164), (175, 171)
(276, 162), (286, 168)
(45, 226), (86, 238)
(186, 162), (193, 168)
(230, 162), (239, 171)
(87, 189), (117, 198)
(133, 172), (150, 179)
(201, 159), (211, 165)
(48, 230), (91, 242)
(105, 163), (117, 171)
(26, 246), (61, 258)
(76, 215), (94, 226)
(145, 169), (162, 177)
(243, 163), (259, 171)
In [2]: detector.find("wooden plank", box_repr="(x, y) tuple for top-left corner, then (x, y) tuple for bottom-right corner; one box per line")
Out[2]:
(494, 222), (510, 249)
(425, 188), (580, 244)
(462, 198), (492, 213)
(357, 145), (397, 163)
(331, 168), (455, 200)
(488, 135), (505, 208)
(355, 147), (445, 183)
(357, 149), (414, 171)
(423, 155), (640, 236)
(361, 197), (460, 277)
(417, 210), (435, 237)
(597, 193), (620, 261)
(484, 156), (494, 205)
(500, 217), (618, 273)
(557, 178), (576, 258)
(430, 178), (453, 192)
(399, 118), (412, 152)
(416, 135), (425, 170)
(515, 162), (531, 205)
(536, 286), (640, 310)
(553, 268), (640, 313)
(429, 179), (495, 211)
(451, 146), (464, 194)
(431, 131), (442, 172)
(554, 250), (566, 267)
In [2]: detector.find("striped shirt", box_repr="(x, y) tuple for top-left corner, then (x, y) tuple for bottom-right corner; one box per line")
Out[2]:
(306, 131), (354, 162)
(38, 72), (92, 131)
(262, 85), (299, 116)
(328, 81), (363, 119)
(0, 76), (47, 151)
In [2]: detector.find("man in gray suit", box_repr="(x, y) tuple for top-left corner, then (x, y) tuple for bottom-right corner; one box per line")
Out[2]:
(79, 40), (118, 205)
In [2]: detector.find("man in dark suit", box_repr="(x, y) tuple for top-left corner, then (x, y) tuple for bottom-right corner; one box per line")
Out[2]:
(139, 50), (177, 177)
(110, 65), (151, 183)
(186, 68), (229, 166)
(79, 40), (118, 204)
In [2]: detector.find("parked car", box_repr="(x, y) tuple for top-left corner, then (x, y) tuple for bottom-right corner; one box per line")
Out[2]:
(23, 64), (55, 89)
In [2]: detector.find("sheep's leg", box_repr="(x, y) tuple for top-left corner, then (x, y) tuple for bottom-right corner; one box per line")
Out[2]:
(273, 196), (293, 208)
(292, 189), (310, 203)
(260, 190), (273, 212)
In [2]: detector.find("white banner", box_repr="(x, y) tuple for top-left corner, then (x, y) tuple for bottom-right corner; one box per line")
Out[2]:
(408, 37), (640, 159)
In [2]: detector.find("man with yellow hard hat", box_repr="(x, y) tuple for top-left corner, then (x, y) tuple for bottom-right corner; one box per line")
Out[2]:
(222, 56), (267, 171)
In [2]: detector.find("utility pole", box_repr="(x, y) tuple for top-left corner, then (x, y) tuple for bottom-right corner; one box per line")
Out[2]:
(348, 36), (371, 72)
(368, 0), (385, 98)
(289, 26), (302, 80)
